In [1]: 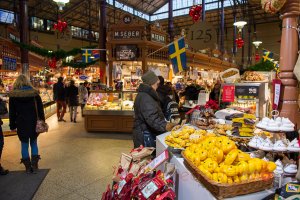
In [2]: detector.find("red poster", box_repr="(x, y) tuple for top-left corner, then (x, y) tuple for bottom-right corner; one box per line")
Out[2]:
(222, 84), (235, 102)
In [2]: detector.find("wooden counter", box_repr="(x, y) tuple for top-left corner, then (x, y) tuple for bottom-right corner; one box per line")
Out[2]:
(83, 110), (134, 133)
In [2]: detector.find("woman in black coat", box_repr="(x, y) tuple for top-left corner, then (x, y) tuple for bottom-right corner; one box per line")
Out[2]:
(66, 80), (79, 123)
(9, 75), (45, 173)
(133, 71), (176, 148)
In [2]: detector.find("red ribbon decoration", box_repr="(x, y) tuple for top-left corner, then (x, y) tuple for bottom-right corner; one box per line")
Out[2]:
(48, 58), (57, 68)
(53, 19), (68, 32)
(255, 53), (260, 61)
(189, 5), (202, 22)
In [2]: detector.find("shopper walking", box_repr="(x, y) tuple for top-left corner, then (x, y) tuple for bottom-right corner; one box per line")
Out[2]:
(8, 75), (45, 173)
(78, 81), (88, 116)
(0, 116), (8, 175)
(53, 77), (67, 122)
(66, 80), (79, 123)
(133, 71), (176, 148)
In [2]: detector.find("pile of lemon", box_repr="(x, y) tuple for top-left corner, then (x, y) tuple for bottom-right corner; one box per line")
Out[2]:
(165, 126), (214, 149)
(184, 136), (276, 184)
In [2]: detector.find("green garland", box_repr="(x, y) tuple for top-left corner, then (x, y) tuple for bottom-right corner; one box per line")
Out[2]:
(62, 59), (99, 68)
(11, 39), (97, 60)
(247, 60), (275, 71)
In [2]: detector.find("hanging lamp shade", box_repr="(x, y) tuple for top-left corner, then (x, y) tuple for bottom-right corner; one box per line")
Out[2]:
(53, 0), (70, 10)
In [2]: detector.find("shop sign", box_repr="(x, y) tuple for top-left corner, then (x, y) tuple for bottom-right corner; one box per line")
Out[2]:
(2, 56), (17, 71)
(116, 45), (138, 61)
(151, 33), (166, 44)
(113, 30), (141, 40)
(187, 22), (217, 50)
(79, 75), (89, 80)
(222, 84), (235, 102)
(235, 85), (259, 97)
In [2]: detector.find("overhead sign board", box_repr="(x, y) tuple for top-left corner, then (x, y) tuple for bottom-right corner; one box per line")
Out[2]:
(187, 22), (217, 50)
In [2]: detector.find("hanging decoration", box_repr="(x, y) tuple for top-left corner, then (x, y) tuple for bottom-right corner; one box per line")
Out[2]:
(255, 53), (260, 62)
(48, 58), (57, 69)
(75, 69), (81, 75)
(12, 39), (99, 68)
(235, 36), (244, 48)
(233, 21), (247, 49)
(189, 5), (202, 22)
(53, 19), (68, 32)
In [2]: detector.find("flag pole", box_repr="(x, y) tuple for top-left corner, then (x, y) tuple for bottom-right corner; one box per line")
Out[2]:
(147, 36), (185, 57)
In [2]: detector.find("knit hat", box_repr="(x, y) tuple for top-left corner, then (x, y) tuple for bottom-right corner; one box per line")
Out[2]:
(142, 71), (159, 85)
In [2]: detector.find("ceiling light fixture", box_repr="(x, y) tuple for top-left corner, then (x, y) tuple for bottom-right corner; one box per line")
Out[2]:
(53, 0), (70, 11)
(233, 21), (247, 32)
(252, 41), (262, 49)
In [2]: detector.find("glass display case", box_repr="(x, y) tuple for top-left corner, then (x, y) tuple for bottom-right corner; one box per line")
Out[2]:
(83, 91), (137, 133)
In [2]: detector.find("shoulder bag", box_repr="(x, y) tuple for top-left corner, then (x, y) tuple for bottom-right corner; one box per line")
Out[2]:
(34, 97), (49, 134)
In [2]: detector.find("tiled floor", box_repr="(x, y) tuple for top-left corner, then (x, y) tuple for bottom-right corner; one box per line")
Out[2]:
(1, 114), (133, 200)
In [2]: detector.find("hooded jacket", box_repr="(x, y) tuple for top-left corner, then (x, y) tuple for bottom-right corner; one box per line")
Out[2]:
(66, 85), (79, 106)
(8, 87), (45, 143)
(132, 83), (167, 148)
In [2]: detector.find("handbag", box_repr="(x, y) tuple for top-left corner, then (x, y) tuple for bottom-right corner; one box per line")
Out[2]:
(34, 97), (49, 134)
(0, 100), (8, 115)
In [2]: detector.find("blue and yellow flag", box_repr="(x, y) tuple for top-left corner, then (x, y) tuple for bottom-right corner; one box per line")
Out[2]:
(262, 49), (274, 62)
(169, 38), (187, 74)
(82, 50), (92, 63)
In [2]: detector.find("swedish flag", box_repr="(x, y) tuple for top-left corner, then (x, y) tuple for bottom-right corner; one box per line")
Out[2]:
(82, 50), (92, 63)
(169, 38), (187, 74)
(262, 49), (274, 62)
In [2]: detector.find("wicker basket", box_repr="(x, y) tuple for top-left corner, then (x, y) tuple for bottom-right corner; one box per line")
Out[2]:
(182, 152), (273, 199)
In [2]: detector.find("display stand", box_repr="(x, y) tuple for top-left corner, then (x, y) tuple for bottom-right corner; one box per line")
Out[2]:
(156, 132), (274, 200)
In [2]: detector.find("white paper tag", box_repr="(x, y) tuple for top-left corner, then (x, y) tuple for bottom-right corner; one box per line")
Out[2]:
(117, 179), (126, 195)
(141, 181), (159, 199)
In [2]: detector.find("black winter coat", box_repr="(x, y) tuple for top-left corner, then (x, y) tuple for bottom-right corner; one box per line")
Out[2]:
(53, 82), (66, 101)
(66, 85), (79, 106)
(8, 87), (45, 143)
(132, 84), (167, 148)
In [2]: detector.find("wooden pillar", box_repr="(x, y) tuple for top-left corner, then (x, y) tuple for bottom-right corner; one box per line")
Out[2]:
(278, 0), (300, 126)
(168, 0), (174, 42)
(232, 0), (237, 56)
(220, 0), (225, 53)
(99, 0), (107, 84)
(19, 0), (29, 77)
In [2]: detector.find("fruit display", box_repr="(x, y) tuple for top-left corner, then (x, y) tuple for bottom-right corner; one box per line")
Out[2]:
(230, 113), (256, 137)
(183, 136), (276, 185)
(165, 126), (210, 149)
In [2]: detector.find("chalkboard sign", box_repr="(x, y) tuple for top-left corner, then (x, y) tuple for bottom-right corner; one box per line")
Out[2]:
(2, 56), (17, 71)
(235, 85), (259, 97)
(116, 45), (138, 61)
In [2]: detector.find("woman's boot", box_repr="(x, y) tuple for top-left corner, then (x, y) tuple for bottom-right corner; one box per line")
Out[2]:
(20, 158), (32, 173)
(31, 155), (41, 173)
(0, 164), (8, 175)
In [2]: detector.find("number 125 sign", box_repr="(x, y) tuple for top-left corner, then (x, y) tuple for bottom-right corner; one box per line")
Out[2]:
(187, 22), (217, 51)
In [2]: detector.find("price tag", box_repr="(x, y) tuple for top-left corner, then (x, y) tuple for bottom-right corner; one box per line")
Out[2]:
(235, 85), (259, 97)
(272, 79), (281, 110)
(187, 22), (217, 50)
(141, 181), (159, 199)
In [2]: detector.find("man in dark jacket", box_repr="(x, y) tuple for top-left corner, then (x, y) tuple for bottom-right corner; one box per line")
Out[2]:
(53, 77), (67, 122)
(133, 71), (176, 148)
(66, 80), (79, 123)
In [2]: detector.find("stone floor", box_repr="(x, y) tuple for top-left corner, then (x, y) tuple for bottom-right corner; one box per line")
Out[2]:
(1, 114), (132, 200)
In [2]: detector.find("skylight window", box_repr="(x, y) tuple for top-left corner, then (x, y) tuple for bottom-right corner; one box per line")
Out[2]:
(0, 9), (14, 24)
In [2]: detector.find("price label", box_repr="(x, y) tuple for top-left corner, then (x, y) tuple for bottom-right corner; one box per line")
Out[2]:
(187, 22), (217, 50)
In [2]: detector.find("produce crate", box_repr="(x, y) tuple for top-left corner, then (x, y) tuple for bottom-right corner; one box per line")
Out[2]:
(182, 152), (273, 199)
